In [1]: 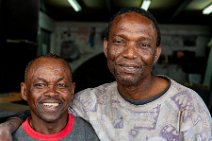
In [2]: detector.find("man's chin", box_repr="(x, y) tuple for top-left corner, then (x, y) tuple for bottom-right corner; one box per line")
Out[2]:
(116, 76), (139, 87)
(41, 115), (60, 123)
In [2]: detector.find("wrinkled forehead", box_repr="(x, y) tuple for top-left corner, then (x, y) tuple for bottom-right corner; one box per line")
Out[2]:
(32, 65), (67, 75)
(27, 58), (72, 80)
(110, 12), (157, 39)
(113, 12), (154, 27)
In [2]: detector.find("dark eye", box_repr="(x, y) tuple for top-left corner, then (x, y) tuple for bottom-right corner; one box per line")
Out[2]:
(138, 42), (150, 49)
(33, 83), (47, 89)
(137, 41), (154, 54)
(112, 37), (125, 46)
(57, 83), (67, 88)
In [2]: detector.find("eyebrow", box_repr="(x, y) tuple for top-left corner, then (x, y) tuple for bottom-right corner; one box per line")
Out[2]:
(111, 33), (153, 42)
(35, 77), (65, 82)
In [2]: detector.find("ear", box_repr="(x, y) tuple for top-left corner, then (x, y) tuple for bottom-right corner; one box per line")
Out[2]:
(153, 46), (161, 64)
(20, 82), (28, 101)
(70, 82), (76, 100)
(71, 82), (76, 95)
(103, 39), (109, 58)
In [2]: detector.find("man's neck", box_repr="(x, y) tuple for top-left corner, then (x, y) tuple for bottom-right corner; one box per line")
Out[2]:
(30, 113), (68, 134)
(117, 76), (169, 100)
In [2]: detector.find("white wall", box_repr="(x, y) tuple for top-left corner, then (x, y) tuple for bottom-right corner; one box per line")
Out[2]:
(160, 24), (211, 57)
(51, 22), (107, 70)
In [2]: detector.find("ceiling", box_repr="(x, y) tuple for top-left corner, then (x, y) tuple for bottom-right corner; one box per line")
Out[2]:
(43, 0), (212, 25)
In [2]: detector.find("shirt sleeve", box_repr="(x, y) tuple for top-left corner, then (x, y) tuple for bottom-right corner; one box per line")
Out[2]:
(179, 92), (212, 140)
(68, 89), (91, 120)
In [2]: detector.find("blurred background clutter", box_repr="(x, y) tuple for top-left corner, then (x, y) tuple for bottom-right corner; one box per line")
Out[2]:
(0, 0), (212, 120)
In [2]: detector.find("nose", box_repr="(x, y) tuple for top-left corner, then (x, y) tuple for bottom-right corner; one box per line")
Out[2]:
(122, 43), (137, 59)
(44, 85), (58, 97)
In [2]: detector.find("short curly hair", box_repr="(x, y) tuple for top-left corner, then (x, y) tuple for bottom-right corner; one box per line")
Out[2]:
(105, 7), (161, 47)
(24, 53), (72, 82)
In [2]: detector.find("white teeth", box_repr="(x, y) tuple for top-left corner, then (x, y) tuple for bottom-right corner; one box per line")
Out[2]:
(127, 67), (135, 69)
(125, 66), (137, 70)
(43, 103), (59, 107)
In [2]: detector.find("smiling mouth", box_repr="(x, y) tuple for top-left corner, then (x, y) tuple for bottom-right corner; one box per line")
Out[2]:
(41, 102), (61, 110)
(116, 64), (141, 74)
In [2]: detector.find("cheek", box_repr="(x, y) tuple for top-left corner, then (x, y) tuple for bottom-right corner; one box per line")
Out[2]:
(107, 48), (116, 71)
(141, 55), (154, 64)
(135, 50), (155, 65)
(107, 45), (120, 62)
(63, 93), (72, 105)
(27, 94), (39, 109)
(28, 88), (43, 102)
(28, 93), (39, 102)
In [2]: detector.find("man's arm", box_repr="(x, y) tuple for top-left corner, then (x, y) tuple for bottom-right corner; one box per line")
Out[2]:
(0, 110), (30, 141)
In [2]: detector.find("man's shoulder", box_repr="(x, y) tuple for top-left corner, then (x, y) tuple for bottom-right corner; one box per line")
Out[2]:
(76, 81), (117, 96)
(74, 116), (92, 127)
(72, 116), (100, 141)
(169, 78), (197, 93)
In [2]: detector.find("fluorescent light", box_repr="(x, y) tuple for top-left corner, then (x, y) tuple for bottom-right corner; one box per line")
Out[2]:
(141, 0), (151, 11)
(203, 4), (212, 15)
(67, 0), (81, 12)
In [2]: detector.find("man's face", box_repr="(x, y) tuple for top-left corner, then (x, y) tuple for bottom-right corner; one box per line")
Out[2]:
(21, 58), (75, 122)
(104, 12), (161, 86)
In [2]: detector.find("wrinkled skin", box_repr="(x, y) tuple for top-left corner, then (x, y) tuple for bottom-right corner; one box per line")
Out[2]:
(21, 57), (75, 134)
(104, 12), (168, 100)
(0, 57), (75, 140)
